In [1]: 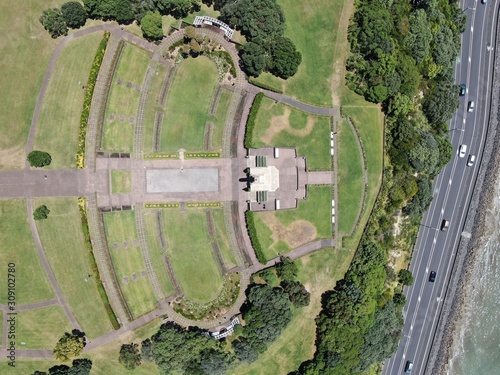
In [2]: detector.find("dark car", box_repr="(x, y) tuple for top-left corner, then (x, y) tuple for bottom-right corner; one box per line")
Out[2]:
(405, 361), (413, 373)
(460, 84), (466, 96)
(429, 271), (436, 282)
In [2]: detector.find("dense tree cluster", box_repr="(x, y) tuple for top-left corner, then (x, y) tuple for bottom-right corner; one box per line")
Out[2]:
(218, 0), (301, 78)
(31, 359), (92, 375)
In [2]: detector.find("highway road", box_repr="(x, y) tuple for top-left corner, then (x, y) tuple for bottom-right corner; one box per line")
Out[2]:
(383, 1), (499, 374)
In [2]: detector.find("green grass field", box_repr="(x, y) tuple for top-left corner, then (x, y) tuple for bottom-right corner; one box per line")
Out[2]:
(341, 89), (384, 248)
(0, 199), (54, 304)
(337, 120), (364, 235)
(143, 210), (175, 297)
(0, 0), (67, 170)
(160, 56), (219, 152)
(111, 170), (131, 193)
(101, 43), (151, 152)
(103, 211), (157, 318)
(212, 209), (239, 269)
(251, 0), (344, 106)
(251, 97), (331, 170)
(254, 186), (332, 260)
(34, 33), (103, 169)
(143, 63), (170, 154)
(236, 247), (353, 374)
(163, 210), (223, 303)
(16, 305), (71, 349)
(34, 197), (114, 338)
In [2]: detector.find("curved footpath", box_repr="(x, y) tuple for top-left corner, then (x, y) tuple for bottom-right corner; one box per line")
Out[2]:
(7, 24), (348, 359)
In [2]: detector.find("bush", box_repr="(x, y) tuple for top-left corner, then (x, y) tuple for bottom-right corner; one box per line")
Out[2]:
(398, 269), (414, 286)
(244, 92), (264, 149)
(245, 210), (266, 264)
(27, 150), (52, 167)
(76, 32), (110, 168)
(34, 205), (50, 220)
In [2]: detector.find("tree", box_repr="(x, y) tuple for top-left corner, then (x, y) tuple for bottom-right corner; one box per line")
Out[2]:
(141, 11), (163, 40)
(40, 8), (68, 38)
(27, 150), (52, 167)
(61, 2), (87, 29)
(280, 280), (311, 307)
(199, 349), (234, 375)
(221, 0), (285, 41)
(269, 36), (302, 79)
(240, 41), (267, 77)
(232, 338), (258, 363)
(53, 332), (85, 362)
(398, 269), (414, 286)
(155, 0), (200, 18)
(275, 256), (298, 281)
(404, 9), (432, 64)
(393, 292), (406, 307)
(141, 339), (154, 362)
(119, 343), (141, 370)
(34, 205), (50, 221)
(68, 359), (92, 375)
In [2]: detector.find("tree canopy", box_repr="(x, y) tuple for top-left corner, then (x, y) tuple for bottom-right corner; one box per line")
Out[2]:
(39, 9), (68, 39)
(141, 11), (163, 40)
(61, 2), (87, 28)
(34, 205), (50, 221)
(27, 150), (52, 167)
(119, 343), (142, 370)
(53, 332), (85, 362)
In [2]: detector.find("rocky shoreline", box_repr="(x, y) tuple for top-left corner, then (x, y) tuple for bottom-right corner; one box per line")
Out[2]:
(425, 14), (500, 375)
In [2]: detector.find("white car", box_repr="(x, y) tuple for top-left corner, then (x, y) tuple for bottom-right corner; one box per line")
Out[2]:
(459, 144), (467, 158)
(467, 154), (476, 166)
(468, 101), (475, 113)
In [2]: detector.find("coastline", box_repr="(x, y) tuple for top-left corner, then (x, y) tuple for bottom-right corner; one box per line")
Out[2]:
(426, 13), (500, 374)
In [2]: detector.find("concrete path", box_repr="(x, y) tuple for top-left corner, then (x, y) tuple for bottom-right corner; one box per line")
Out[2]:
(244, 83), (337, 116)
(0, 299), (58, 312)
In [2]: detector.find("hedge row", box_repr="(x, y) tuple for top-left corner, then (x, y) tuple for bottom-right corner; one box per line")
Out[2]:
(76, 32), (110, 168)
(244, 92), (264, 149)
(245, 210), (267, 264)
(144, 203), (180, 208)
(184, 152), (220, 158)
(144, 153), (179, 159)
(249, 78), (283, 94)
(77, 198), (120, 330)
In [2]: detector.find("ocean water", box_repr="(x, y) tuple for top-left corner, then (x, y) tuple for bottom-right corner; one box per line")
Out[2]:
(448, 180), (500, 375)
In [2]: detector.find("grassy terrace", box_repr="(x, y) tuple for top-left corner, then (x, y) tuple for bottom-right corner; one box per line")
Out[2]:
(253, 186), (332, 261)
(103, 210), (156, 318)
(337, 120), (364, 235)
(162, 209), (223, 303)
(251, 97), (331, 171)
(236, 247), (353, 374)
(111, 170), (131, 193)
(34, 197), (113, 338)
(34, 33), (102, 169)
(0, 0), (66, 170)
(102, 43), (151, 152)
(212, 209), (238, 269)
(16, 305), (71, 349)
(142, 63), (170, 154)
(251, 0), (341, 106)
(160, 56), (220, 153)
(143, 210), (175, 297)
(0, 199), (54, 304)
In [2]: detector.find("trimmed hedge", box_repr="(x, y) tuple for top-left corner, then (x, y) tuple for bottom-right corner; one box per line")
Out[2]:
(249, 78), (283, 94)
(244, 92), (264, 149)
(245, 210), (266, 264)
(76, 31), (110, 168)
(77, 198), (120, 330)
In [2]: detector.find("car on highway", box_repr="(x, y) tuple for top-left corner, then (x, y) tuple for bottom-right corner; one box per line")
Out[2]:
(429, 271), (436, 282)
(468, 101), (475, 112)
(459, 144), (467, 158)
(459, 84), (466, 96)
(467, 154), (476, 166)
(404, 361), (413, 373)
(441, 219), (450, 231)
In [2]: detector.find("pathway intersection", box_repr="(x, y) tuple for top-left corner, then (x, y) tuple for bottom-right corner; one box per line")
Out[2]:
(1, 23), (350, 359)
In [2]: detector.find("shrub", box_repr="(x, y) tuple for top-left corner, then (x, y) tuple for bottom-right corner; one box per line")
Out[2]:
(34, 205), (50, 220)
(27, 150), (52, 167)
(76, 32), (110, 168)
(245, 210), (266, 264)
(244, 92), (264, 149)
